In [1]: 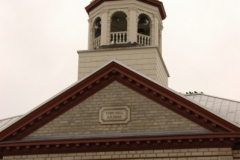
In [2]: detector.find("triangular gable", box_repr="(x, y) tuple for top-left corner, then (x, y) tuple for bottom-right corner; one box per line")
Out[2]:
(1, 60), (239, 142)
(24, 81), (209, 140)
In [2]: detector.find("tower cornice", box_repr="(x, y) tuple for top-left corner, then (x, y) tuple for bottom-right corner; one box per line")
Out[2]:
(85, 0), (167, 20)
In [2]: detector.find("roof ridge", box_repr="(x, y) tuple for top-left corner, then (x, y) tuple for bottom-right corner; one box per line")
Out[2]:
(184, 93), (240, 103)
(0, 115), (23, 122)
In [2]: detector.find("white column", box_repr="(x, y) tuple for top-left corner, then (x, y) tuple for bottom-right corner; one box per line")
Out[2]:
(153, 14), (163, 53)
(101, 9), (108, 45)
(107, 18), (111, 44)
(154, 17), (159, 47)
(159, 22), (163, 54)
(128, 7), (138, 43)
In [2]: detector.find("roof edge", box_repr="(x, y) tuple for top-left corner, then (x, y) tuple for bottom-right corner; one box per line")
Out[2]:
(0, 132), (239, 156)
(85, 0), (167, 20)
(184, 93), (240, 104)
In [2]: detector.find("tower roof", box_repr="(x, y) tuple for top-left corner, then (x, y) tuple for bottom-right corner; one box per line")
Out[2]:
(85, 0), (167, 20)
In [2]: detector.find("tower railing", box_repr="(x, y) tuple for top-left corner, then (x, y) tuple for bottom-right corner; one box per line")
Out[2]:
(93, 36), (101, 49)
(137, 33), (151, 46)
(110, 31), (127, 44)
(93, 32), (152, 48)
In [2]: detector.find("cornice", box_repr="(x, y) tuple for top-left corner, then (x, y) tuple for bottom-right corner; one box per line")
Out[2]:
(100, 9), (109, 14)
(128, 7), (138, 12)
(0, 133), (240, 156)
(85, 0), (167, 20)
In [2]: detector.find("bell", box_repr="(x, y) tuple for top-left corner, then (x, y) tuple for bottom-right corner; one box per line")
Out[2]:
(95, 24), (99, 29)
(143, 19), (149, 25)
(95, 22), (101, 29)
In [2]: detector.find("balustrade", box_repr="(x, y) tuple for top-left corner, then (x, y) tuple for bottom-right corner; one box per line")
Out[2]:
(93, 33), (152, 48)
(110, 32), (127, 44)
(93, 36), (101, 49)
(137, 34), (151, 46)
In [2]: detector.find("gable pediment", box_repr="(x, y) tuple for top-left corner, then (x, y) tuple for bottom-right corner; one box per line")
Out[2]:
(0, 61), (239, 142)
(24, 81), (209, 140)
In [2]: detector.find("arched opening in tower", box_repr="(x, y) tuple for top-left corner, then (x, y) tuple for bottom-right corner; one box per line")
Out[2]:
(94, 17), (101, 38)
(137, 14), (151, 45)
(138, 14), (150, 36)
(111, 12), (127, 32)
(110, 12), (127, 44)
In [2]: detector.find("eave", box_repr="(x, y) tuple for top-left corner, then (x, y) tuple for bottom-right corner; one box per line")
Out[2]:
(0, 133), (240, 156)
(85, 0), (167, 20)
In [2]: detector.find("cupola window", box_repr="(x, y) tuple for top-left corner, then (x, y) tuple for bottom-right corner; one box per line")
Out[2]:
(93, 17), (101, 49)
(137, 14), (151, 46)
(94, 17), (101, 38)
(110, 12), (127, 44)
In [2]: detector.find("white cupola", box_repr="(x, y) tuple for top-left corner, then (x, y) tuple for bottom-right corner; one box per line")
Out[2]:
(85, 0), (166, 53)
(78, 0), (169, 86)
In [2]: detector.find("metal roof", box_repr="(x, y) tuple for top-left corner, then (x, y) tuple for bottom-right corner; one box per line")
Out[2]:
(0, 115), (23, 132)
(184, 93), (240, 126)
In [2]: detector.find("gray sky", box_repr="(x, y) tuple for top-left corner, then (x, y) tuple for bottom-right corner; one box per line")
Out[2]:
(0, 0), (240, 119)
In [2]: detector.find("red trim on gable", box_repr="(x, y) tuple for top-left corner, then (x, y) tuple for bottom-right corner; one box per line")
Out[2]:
(112, 64), (240, 132)
(85, 0), (167, 20)
(0, 62), (239, 142)
(0, 133), (239, 156)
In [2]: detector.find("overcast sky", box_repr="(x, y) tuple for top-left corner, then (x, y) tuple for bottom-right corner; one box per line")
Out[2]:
(0, 0), (240, 119)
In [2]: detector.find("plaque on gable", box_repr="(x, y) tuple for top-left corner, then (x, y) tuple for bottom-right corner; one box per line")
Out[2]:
(99, 106), (130, 124)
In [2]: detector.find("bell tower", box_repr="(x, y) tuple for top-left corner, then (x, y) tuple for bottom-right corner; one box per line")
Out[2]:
(78, 0), (170, 86)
